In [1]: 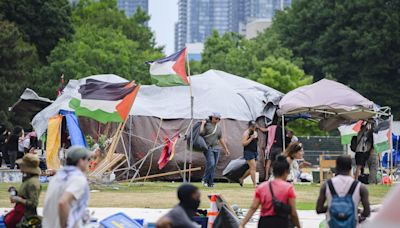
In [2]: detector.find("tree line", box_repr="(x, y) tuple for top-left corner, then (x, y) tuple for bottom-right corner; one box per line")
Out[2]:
(0, 0), (399, 135)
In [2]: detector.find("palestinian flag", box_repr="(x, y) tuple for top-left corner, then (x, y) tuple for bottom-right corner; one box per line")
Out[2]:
(373, 120), (391, 153)
(69, 79), (140, 123)
(338, 120), (362, 145)
(147, 48), (189, 87)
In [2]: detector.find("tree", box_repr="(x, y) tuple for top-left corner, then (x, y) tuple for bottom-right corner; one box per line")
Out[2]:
(0, 0), (74, 62)
(32, 25), (162, 99)
(273, 0), (400, 115)
(256, 57), (312, 93)
(0, 20), (39, 127)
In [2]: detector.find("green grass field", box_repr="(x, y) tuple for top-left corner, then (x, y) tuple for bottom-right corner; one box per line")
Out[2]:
(0, 182), (392, 210)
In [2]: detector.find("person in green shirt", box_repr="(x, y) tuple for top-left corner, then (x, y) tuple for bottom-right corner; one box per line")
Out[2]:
(8, 153), (41, 227)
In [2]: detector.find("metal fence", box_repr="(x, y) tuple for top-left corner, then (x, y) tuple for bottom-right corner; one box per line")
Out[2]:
(298, 136), (346, 166)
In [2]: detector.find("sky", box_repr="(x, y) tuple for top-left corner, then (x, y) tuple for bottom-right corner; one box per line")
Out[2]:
(148, 0), (179, 55)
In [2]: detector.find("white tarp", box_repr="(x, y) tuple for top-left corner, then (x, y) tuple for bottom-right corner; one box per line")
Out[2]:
(32, 70), (282, 137)
(278, 79), (375, 121)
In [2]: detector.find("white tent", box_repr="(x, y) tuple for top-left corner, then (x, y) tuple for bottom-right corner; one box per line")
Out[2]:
(32, 70), (282, 137)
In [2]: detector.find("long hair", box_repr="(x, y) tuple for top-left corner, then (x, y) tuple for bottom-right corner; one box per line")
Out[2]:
(283, 142), (303, 159)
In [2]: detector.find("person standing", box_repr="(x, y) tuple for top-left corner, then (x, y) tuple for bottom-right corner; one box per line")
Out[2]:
(156, 184), (201, 228)
(42, 146), (91, 228)
(5, 154), (41, 228)
(240, 155), (301, 228)
(354, 122), (373, 181)
(7, 127), (23, 169)
(0, 125), (8, 167)
(316, 155), (370, 228)
(200, 112), (230, 188)
(239, 121), (259, 188)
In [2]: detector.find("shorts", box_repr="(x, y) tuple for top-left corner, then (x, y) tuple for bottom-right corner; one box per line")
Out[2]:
(244, 150), (258, 161)
(266, 146), (282, 162)
(355, 152), (369, 166)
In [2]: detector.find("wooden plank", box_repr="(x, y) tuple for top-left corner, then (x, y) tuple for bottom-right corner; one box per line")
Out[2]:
(125, 167), (202, 183)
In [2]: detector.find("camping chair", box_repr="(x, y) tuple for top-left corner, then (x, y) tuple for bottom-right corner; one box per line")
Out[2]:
(89, 153), (126, 180)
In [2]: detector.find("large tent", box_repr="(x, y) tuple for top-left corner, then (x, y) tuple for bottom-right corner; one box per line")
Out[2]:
(10, 88), (53, 121)
(32, 70), (282, 179)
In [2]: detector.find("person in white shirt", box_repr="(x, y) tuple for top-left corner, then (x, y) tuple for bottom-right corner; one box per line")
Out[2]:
(42, 146), (90, 228)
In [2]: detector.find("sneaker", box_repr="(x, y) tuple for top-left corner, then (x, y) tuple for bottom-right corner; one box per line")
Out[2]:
(202, 181), (209, 187)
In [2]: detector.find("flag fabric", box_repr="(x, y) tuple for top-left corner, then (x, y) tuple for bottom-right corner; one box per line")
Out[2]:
(373, 120), (391, 153)
(338, 120), (363, 145)
(147, 48), (189, 87)
(69, 79), (140, 123)
(157, 135), (179, 170)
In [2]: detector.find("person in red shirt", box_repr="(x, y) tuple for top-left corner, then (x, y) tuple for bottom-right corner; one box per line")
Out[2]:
(240, 155), (301, 228)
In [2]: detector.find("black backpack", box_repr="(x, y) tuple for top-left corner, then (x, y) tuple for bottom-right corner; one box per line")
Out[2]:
(269, 181), (291, 218)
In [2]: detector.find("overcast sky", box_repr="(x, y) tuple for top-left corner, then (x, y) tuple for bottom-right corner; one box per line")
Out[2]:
(148, 0), (179, 55)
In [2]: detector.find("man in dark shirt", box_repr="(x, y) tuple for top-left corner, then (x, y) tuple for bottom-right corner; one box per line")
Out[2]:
(199, 112), (230, 188)
(156, 184), (201, 228)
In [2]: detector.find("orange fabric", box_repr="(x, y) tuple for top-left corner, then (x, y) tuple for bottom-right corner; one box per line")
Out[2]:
(46, 115), (62, 170)
(116, 85), (140, 121)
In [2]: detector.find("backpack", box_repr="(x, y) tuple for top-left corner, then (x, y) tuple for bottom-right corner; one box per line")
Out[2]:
(327, 180), (359, 228)
(350, 136), (358, 152)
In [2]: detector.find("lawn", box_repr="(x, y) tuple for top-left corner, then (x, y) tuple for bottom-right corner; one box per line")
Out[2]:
(0, 182), (392, 210)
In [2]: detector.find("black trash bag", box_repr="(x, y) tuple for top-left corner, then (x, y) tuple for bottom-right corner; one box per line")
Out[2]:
(223, 158), (249, 183)
(186, 122), (208, 152)
(213, 204), (240, 228)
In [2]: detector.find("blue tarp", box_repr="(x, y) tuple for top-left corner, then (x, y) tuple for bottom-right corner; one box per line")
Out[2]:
(60, 110), (87, 147)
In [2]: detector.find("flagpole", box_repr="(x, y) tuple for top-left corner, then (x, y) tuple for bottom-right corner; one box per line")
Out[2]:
(185, 50), (194, 183)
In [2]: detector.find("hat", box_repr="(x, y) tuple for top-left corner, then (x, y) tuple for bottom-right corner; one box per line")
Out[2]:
(16, 154), (41, 175)
(66, 146), (91, 164)
(210, 112), (222, 118)
(248, 120), (257, 126)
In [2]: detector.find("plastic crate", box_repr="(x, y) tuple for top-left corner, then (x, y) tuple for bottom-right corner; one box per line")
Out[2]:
(100, 212), (143, 228)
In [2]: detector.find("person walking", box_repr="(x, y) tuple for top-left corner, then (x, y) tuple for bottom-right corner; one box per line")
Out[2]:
(42, 146), (91, 228)
(240, 155), (301, 228)
(156, 184), (201, 228)
(316, 155), (370, 228)
(7, 127), (24, 169)
(5, 154), (41, 228)
(239, 121), (259, 188)
(200, 112), (230, 188)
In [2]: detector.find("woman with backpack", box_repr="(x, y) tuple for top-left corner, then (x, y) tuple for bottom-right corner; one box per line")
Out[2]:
(240, 155), (301, 228)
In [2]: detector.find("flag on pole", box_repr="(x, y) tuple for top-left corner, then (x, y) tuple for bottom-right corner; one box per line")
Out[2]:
(338, 120), (363, 144)
(147, 48), (189, 87)
(373, 120), (391, 153)
(69, 79), (140, 123)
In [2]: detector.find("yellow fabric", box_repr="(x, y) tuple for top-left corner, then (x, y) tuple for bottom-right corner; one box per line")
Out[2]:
(46, 115), (62, 169)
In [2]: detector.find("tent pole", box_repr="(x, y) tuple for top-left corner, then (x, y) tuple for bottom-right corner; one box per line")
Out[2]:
(282, 115), (286, 151)
(390, 115), (394, 178)
(185, 51), (194, 183)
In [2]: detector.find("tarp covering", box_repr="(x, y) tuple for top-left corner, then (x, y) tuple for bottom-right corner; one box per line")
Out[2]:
(278, 79), (375, 121)
(60, 110), (87, 147)
(46, 115), (62, 170)
(32, 70), (282, 137)
(10, 88), (52, 120)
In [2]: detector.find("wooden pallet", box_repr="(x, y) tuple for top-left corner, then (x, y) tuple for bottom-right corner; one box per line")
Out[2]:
(89, 153), (126, 179)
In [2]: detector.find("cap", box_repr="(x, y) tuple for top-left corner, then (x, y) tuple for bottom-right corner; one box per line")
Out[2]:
(248, 120), (257, 126)
(210, 112), (222, 118)
(66, 146), (91, 164)
(16, 154), (41, 175)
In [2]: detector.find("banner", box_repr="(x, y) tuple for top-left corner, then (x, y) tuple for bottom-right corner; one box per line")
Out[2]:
(46, 115), (62, 169)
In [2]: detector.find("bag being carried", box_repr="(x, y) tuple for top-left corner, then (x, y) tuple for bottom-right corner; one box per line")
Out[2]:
(186, 122), (208, 152)
(269, 181), (291, 218)
(327, 180), (358, 228)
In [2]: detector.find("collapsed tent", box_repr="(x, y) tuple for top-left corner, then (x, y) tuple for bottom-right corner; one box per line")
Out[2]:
(10, 88), (53, 120)
(32, 70), (282, 179)
(278, 79), (377, 131)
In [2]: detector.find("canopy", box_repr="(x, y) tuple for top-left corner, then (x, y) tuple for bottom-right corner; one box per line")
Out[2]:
(32, 70), (282, 137)
(10, 88), (53, 120)
(278, 79), (375, 123)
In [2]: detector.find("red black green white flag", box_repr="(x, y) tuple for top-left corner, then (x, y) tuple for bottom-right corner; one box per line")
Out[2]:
(69, 79), (140, 123)
(147, 48), (189, 87)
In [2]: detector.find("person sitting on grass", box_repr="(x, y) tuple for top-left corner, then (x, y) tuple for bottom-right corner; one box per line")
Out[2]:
(156, 184), (201, 228)
(240, 155), (301, 228)
(316, 155), (370, 228)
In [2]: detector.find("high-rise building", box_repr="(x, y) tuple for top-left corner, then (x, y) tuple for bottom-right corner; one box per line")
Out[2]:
(175, 0), (292, 52)
(117, 0), (148, 17)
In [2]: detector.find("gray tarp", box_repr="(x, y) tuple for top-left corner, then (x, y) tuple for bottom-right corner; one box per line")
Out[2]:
(278, 79), (375, 125)
(10, 88), (53, 120)
(33, 70), (282, 137)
